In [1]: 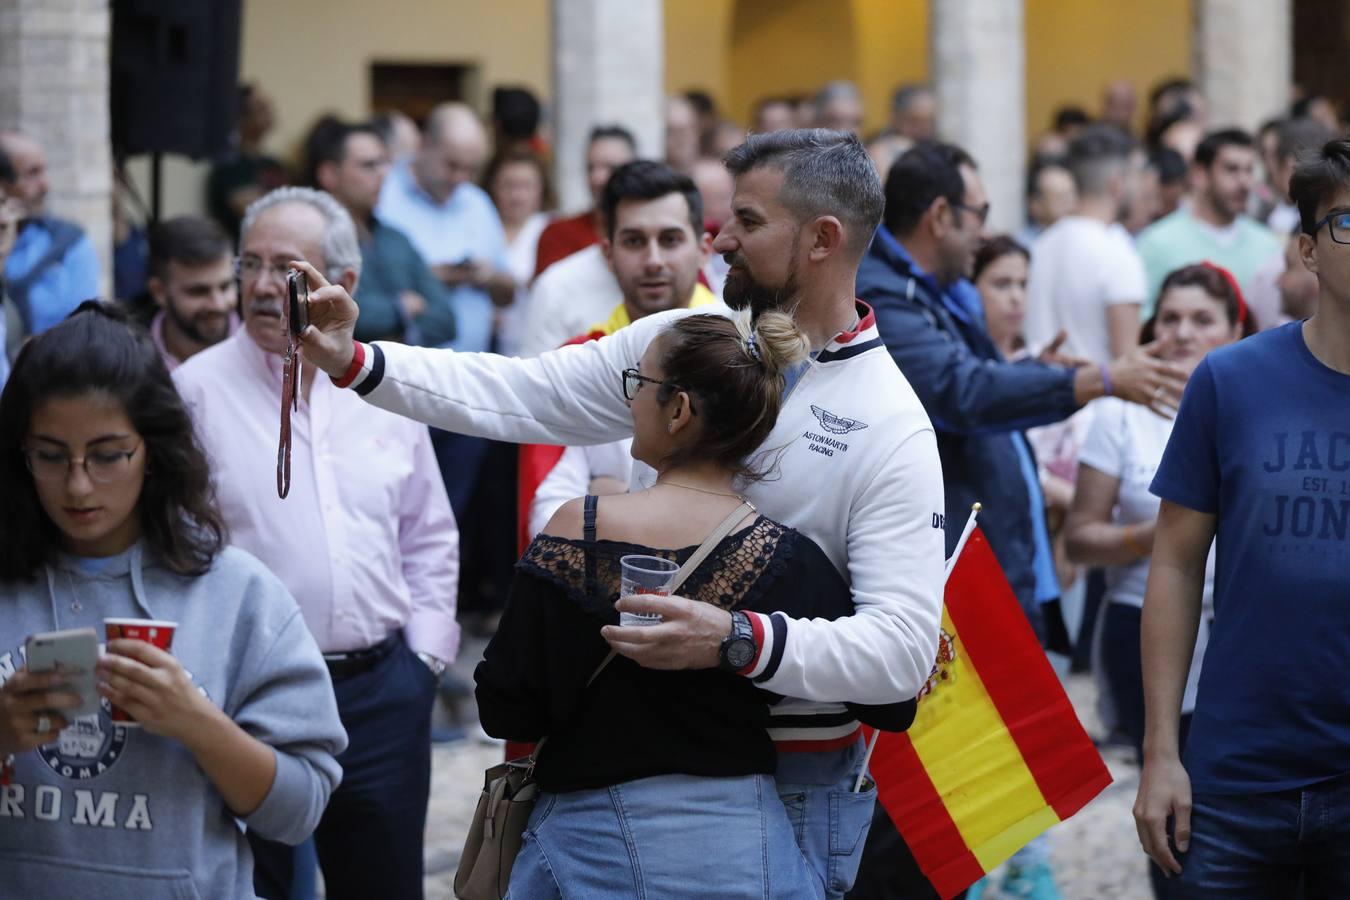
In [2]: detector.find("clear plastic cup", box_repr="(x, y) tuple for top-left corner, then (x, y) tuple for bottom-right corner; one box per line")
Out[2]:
(618, 555), (679, 626)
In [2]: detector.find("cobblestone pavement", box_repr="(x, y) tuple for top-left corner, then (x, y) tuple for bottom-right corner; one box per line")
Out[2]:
(414, 638), (1155, 900)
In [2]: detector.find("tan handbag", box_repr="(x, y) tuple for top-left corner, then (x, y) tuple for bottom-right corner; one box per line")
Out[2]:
(453, 500), (754, 900)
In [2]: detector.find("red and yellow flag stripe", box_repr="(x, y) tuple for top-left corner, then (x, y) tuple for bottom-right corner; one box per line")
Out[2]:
(870, 528), (1111, 898)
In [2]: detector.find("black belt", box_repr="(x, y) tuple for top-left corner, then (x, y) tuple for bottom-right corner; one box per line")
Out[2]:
(323, 634), (400, 681)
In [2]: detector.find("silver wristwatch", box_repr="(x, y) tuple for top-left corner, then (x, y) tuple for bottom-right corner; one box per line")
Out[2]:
(416, 651), (448, 678)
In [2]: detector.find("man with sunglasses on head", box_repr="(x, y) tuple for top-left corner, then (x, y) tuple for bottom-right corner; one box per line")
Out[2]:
(299, 129), (945, 898)
(1133, 138), (1350, 898)
(173, 186), (459, 900)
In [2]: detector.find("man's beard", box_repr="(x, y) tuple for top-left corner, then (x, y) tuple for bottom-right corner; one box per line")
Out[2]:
(166, 301), (231, 347)
(722, 251), (800, 319)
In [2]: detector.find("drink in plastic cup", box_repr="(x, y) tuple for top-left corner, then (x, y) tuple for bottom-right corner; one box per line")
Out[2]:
(103, 618), (177, 725)
(618, 555), (679, 626)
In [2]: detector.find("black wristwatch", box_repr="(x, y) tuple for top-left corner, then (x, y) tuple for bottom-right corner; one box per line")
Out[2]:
(719, 611), (757, 672)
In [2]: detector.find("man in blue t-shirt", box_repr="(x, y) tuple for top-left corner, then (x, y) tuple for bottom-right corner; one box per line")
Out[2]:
(1135, 137), (1350, 897)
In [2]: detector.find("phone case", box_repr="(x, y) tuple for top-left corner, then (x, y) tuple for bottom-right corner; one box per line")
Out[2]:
(25, 627), (101, 719)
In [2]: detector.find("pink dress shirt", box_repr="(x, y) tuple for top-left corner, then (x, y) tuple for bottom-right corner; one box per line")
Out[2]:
(173, 331), (460, 661)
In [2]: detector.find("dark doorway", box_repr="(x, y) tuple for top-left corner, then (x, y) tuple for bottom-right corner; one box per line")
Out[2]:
(370, 62), (475, 125)
(1293, 0), (1350, 116)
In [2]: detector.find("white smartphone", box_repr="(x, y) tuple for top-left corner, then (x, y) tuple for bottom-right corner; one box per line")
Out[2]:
(25, 627), (101, 719)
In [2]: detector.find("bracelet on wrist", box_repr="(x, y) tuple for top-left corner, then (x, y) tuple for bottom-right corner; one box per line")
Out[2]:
(1099, 363), (1114, 397)
(1122, 524), (1148, 557)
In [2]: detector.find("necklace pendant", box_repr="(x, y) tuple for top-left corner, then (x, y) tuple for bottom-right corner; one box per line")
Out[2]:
(70, 598), (82, 613)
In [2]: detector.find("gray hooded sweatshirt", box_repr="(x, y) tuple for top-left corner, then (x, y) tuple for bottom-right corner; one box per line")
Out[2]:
(0, 542), (347, 900)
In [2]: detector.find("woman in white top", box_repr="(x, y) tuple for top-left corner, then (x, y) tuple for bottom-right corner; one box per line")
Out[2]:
(1066, 263), (1253, 770)
(485, 150), (552, 356)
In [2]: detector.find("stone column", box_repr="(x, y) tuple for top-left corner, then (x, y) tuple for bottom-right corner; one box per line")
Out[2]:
(0, 0), (112, 294)
(929, 0), (1025, 234)
(1193, 0), (1291, 131)
(552, 0), (664, 213)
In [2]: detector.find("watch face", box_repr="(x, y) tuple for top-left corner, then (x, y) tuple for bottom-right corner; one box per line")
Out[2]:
(726, 638), (755, 669)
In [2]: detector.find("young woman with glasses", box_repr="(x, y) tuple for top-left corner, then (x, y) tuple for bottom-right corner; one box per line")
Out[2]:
(475, 310), (913, 898)
(0, 302), (346, 899)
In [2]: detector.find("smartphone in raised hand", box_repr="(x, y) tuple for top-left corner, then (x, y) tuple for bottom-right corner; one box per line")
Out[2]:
(25, 627), (101, 719)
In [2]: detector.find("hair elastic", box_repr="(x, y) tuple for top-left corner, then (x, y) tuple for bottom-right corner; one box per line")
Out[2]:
(744, 332), (762, 362)
(1199, 260), (1248, 325)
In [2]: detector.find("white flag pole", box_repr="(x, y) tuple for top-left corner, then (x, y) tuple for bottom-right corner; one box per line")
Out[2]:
(853, 503), (982, 792)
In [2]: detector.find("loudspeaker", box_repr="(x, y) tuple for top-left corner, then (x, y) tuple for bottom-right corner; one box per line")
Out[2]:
(111, 0), (242, 160)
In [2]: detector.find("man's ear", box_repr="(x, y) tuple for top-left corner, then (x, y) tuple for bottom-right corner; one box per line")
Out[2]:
(698, 231), (713, 265)
(338, 266), (359, 296)
(806, 216), (845, 262)
(928, 196), (953, 239)
(1298, 232), (1319, 276)
(147, 275), (168, 309)
(600, 237), (615, 273)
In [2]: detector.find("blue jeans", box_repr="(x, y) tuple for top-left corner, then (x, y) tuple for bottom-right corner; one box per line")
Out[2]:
(1178, 773), (1350, 898)
(776, 738), (876, 899)
(508, 773), (821, 899)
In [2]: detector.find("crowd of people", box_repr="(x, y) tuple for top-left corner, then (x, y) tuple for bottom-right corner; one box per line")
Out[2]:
(0, 66), (1347, 900)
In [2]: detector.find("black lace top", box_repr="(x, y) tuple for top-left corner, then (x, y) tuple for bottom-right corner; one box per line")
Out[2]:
(474, 515), (857, 793)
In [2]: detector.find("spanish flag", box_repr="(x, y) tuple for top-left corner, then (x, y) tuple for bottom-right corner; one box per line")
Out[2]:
(864, 516), (1111, 899)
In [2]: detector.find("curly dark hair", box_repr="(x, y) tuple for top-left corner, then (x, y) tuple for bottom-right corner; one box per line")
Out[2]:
(0, 301), (225, 581)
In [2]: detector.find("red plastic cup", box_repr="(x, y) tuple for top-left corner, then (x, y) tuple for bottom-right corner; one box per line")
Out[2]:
(103, 618), (177, 726)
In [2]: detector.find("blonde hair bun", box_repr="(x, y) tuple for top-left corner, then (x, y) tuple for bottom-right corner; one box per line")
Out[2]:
(734, 308), (810, 376)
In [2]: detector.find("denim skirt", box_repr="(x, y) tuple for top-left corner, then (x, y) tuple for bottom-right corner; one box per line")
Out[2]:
(505, 772), (822, 899)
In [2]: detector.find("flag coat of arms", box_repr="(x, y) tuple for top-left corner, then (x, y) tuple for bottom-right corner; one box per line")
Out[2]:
(865, 522), (1112, 898)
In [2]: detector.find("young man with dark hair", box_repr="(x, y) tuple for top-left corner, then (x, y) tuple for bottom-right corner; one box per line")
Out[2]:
(533, 124), (638, 278)
(1134, 138), (1350, 898)
(141, 216), (238, 370)
(1137, 128), (1283, 313)
(315, 120), (456, 348)
(1026, 124), (1149, 362)
(519, 161), (707, 356)
(523, 160), (718, 540)
(299, 129), (948, 898)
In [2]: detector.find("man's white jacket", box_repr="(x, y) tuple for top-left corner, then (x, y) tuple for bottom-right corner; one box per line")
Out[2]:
(340, 304), (945, 742)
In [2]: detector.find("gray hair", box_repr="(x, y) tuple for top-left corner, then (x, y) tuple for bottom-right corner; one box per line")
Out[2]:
(239, 186), (362, 281)
(891, 83), (933, 113)
(723, 128), (884, 256)
(814, 80), (861, 111)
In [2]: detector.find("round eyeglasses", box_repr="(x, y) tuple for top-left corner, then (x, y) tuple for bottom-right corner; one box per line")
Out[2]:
(23, 442), (143, 484)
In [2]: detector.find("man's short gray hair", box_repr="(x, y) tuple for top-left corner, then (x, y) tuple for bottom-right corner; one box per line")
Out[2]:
(240, 186), (362, 281)
(723, 128), (884, 256)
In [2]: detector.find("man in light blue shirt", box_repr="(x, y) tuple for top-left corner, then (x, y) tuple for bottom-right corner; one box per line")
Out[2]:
(0, 131), (100, 336)
(376, 103), (513, 355)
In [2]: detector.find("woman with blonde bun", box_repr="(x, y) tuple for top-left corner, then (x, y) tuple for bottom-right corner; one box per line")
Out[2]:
(476, 310), (904, 898)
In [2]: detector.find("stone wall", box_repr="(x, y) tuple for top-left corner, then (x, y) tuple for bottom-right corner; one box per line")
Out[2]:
(0, 0), (112, 294)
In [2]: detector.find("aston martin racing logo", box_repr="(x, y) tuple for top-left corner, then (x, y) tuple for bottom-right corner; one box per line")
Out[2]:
(810, 405), (868, 435)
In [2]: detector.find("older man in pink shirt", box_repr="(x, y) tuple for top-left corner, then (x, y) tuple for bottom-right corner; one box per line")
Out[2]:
(174, 186), (458, 900)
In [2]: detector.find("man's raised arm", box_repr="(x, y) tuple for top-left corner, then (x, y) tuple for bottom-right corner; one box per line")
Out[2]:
(296, 258), (668, 446)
